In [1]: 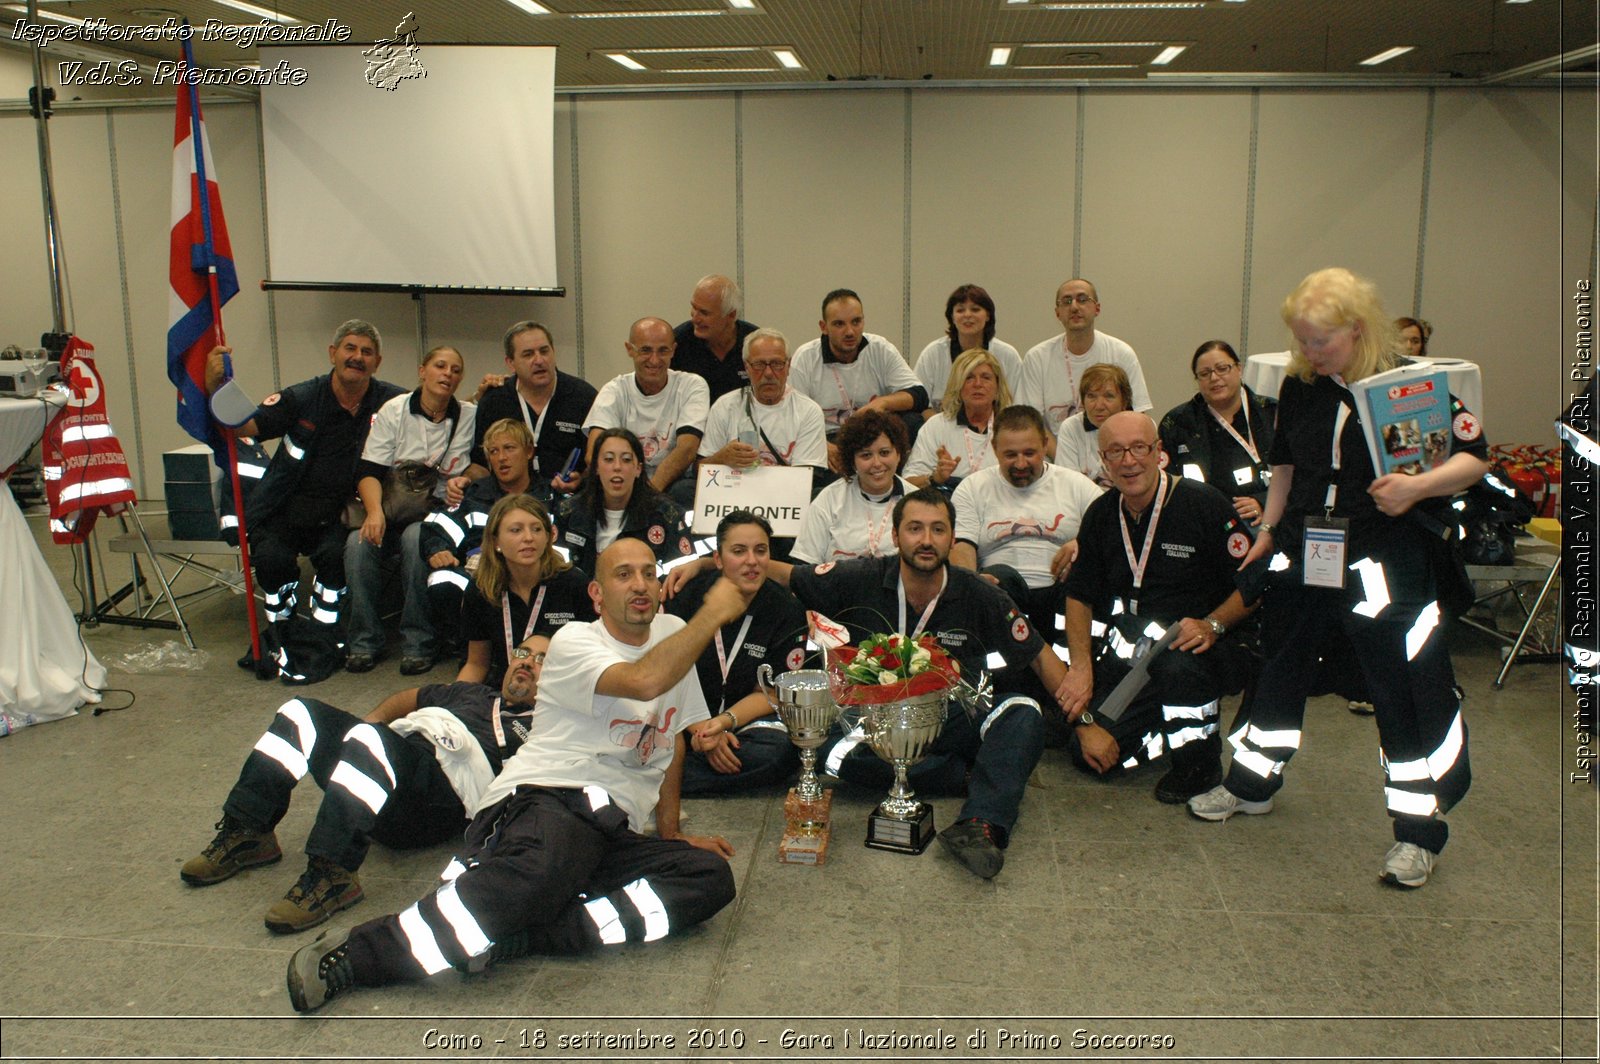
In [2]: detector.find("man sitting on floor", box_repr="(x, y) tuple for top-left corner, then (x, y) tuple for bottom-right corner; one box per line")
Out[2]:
(181, 633), (551, 934)
(285, 538), (751, 1012)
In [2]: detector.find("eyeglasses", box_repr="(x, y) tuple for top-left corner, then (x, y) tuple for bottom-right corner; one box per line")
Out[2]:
(1100, 442), (1157, 462)
(1056, 294), (1096, 307)
(1195, 363), (1238, 381)
(510, 646), (545, 663)
(747, 360), (787, 374)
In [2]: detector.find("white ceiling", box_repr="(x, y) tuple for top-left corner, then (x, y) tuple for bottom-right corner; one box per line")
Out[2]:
(3, 0), (1596, 91)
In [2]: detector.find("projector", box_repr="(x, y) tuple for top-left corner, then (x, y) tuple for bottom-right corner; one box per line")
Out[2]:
(0, 347), (59, 398)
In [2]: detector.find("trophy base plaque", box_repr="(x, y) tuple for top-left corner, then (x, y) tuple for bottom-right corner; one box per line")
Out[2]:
(778, 788), (833, 866)
(864, 803), (935, 855)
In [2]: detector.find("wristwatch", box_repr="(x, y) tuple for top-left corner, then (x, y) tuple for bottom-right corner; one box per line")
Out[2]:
(1257, 522), (1275, 536)
(1204, 617), (1226, 638)
(1076, 709), (1097, 728)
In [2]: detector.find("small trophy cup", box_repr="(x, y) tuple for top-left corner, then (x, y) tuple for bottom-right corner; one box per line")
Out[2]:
(758, 665), (841, 865)
(858, 687), (949, 854)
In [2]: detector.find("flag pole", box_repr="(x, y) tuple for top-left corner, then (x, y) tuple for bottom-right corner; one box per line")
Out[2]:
(183, 38), (263, 670)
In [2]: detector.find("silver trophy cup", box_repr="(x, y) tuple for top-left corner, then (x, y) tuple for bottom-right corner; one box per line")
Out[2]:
(757, 665), (839, 805)
(858, 686), (949, 853)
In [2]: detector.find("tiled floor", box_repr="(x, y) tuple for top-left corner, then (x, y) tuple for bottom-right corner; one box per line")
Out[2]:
(1, 516), (1594, 1062)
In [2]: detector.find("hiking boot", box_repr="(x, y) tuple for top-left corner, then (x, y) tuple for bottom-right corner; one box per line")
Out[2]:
(286, 926), (359, 1013)
(265, 857), (364, 934)
(937, 818), (1005, 879)
(181, 816), (282, 886)
(399, 655), (435, 676)
(1186, 784), (1274, 822)
(1380, 842), (1437, 889)
(1154, 761), (1223, 805)
(344, 653), (377, 674)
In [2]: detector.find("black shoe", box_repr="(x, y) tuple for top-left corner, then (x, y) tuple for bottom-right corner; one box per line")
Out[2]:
(398, 655), (435, 676)
(286, 926), (358, 1013)
(344, 653), (378, 674)
(937, 818), (1004, 879)
(1154, 761), (1223, 805)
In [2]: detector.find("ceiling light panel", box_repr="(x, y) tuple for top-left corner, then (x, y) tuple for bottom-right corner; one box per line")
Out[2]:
(502, 0), (553, 14)
(605, 52), (647, 70)
(1360, 45), (1414, 66)
(209, 0), (302, 24)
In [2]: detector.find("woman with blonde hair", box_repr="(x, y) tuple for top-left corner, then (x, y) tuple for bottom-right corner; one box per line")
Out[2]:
(457, 494), (589, 689)
(1189, 267), (1489, 891)
(904, 348), (1011, 491)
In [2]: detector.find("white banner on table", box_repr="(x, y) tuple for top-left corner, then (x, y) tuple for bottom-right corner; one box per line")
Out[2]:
(691, 464), (812, 536)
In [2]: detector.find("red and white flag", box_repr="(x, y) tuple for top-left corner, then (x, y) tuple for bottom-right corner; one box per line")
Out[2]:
(43, 337), (137, 544)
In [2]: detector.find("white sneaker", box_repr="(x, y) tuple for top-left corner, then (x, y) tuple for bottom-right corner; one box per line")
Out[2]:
(1186, 784), (1274, 822)
(1381, 842), (1436, 888)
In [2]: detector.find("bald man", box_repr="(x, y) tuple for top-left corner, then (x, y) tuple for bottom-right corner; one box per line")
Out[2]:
(287, 538), (754, 1012)
(1059, 411), (1257, 805)
(583, 317), (710, 506)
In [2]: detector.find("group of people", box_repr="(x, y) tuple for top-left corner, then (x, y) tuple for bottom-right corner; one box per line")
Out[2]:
(186, 266), (1485, 1013)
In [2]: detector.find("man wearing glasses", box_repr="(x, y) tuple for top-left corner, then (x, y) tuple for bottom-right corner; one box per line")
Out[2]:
(1017, 278), (1152, 427)
(1058, 412), (1257, 806)
(697, 329), (827, 472)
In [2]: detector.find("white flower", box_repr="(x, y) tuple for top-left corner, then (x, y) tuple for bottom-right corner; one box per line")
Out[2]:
(909, 645), (931, 673)
(877, 668), (900, 685)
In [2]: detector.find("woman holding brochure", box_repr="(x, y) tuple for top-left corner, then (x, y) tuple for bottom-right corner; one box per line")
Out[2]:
(1188, 267), (1488, 891)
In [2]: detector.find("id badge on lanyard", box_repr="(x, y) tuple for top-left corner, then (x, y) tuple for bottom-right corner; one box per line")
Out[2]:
(1304, 400), (1352, 589)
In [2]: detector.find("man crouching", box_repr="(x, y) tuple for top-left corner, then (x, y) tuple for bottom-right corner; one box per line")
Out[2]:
(287, 537), (753, 1011)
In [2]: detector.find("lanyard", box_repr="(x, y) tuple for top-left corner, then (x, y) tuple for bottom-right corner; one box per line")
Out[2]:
(1059, 341), (1080, 419)
(827, 364), (855, 423)
(960, 418), (991, 475)
(896, 567), (947, 638)
(1208, 402), (1260, 464)
(1324, 397), (1352, 515)
(490, 696), (505, 751)
(712, 615), (754, 714)
(1118, 471), (1169, 615)
(860, 485), (898, 557)
(514, 385), (552, 474)
(501, 585), (547, 663)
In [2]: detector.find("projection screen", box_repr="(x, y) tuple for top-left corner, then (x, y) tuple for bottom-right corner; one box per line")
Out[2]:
(259, 45), (557, 292)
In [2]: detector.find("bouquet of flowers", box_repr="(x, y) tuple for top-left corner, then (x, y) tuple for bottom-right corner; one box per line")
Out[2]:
(826, 631), (961, 706)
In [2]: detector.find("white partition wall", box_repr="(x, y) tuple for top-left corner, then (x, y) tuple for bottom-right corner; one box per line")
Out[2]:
(3, 50), (1594, 493)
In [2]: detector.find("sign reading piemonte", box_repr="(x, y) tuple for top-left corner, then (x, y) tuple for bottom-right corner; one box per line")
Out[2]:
(690, 464), (813, 536)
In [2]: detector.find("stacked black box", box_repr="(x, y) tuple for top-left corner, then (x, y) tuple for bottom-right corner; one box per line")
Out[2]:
(163, 444), (222, 540)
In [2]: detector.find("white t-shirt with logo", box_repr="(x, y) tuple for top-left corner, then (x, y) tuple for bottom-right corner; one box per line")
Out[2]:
(1017, 331), (1151, 425)
(952, 464), (1102, 588)
(912, 336), (1024, 405)
(791, 475), (910, 564)
(789, 333), (921, 432)
(473, 613), (709, 832)
(904, 412), (996, 481)
(583, 371), (710, 479)
(698, 387), (828, 468)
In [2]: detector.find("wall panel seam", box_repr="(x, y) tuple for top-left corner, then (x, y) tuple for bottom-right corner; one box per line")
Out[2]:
(569, 95), (585, 376)
(105, 109), (146, 497)
(902, 88), (913, 358)
(1240, 89), (1260, 357)
(253, 100), (281, 390)
(1413, 87), (1436, 316)
(735, 91), (745, 296)
(1073, 88), (1085, 278)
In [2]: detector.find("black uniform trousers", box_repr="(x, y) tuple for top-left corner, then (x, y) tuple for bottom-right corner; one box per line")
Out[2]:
(680, 725), (799, 796)
(820, 694), (1044, 847)
(343, 786), (736, 986)
(1223, 552), (1470, 854)
(251, 516), (348, 603)
(223, 699), (464, 871)
(1067, 634), (1252, 776)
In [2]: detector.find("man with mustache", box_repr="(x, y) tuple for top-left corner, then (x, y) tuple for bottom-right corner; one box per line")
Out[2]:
(204, 321), (405, 683)
(949, 404), (1101, 743)
(181, 632), (551, 935)
(287, 537), (751, 1012)
(663, 488), (1070, 880)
